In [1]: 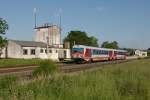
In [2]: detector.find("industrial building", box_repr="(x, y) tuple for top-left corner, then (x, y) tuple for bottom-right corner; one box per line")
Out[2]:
(1, 24), (71, 61)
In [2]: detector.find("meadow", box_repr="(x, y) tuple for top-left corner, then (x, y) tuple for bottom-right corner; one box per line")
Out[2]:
(0, 59), (43, 68)
(0, 59), (150, 100)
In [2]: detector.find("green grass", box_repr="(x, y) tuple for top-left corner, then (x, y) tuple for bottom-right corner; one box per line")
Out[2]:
(33, 60), (59, 77)
(0, 59), (43, 68)
(0, 59), (150, 100)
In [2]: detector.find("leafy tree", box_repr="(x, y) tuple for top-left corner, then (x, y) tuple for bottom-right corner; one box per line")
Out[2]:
(63, 30), (98, 48)
(101, 41), (119, 49)
(147, 51), (150, 57)
(122, 48), (135, 56)
(88, 36), (99, 47)
(0, 18), (8, 58)
(147, 48), (150, 57)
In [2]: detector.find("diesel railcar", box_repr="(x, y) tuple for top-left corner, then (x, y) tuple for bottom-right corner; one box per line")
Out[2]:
(72, 45), (126, 63)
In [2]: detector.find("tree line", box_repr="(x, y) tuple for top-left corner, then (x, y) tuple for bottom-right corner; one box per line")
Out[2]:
(63, 30), (119, 49)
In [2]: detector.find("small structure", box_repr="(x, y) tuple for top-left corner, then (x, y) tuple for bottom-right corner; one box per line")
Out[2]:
(135, 50), (147, 58)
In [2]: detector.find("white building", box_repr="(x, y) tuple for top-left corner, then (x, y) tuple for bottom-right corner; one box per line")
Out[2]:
(1, 40), (48, 59)
(135, 50), (147, 58)
(1, 24), (71, 61)
(1, 40), (71, 61)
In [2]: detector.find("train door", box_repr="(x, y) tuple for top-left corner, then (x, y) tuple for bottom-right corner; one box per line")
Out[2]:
(84, 48), (91, 58)
(109, 50), (113, 60)
(114, 51), (117, 60)
(64, 50), (67, 58)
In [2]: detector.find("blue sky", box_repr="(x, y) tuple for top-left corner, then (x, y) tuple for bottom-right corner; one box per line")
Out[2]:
(0, 0), (150, 49)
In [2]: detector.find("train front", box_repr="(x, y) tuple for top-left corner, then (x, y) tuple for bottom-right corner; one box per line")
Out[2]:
(72, 47), (85, 63)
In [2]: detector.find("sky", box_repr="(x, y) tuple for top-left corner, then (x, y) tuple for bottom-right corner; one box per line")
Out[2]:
(0, 0), (150, 49)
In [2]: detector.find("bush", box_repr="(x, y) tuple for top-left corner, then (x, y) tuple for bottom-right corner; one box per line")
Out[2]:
(33, 60), (58, 77)
(0, 75), (17, 89)
(147, 51), (150, 57)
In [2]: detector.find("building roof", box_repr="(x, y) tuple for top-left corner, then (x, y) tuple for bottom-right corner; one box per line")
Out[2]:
(10, 40), (47, 47)
(34, 24), (59, 29)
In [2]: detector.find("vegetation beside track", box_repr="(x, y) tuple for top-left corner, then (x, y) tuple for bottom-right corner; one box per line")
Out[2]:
(0, 59), (44, 68)
(0, 59), (150, 100)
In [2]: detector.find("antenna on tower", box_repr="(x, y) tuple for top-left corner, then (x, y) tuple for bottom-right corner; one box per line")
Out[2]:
(59, 14), (61, 44)
(59, 8), (62, 44)
(33, 8), (37, 28)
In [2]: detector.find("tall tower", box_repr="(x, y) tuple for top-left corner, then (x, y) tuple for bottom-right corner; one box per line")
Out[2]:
(34, 23), (61, 47)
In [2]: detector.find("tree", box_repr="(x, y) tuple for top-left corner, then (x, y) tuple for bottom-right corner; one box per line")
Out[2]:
(0, 18), (8, 58)
(88, 36), (99, 47)
(101, 41), (119, 49)
(122, 48), (135, 56)
(63, 30), (98, 48)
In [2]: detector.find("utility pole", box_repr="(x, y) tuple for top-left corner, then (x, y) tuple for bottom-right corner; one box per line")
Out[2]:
(46, 36), (49, 54)
(59, 14), (61, 44)
(33, 8), (37, 28)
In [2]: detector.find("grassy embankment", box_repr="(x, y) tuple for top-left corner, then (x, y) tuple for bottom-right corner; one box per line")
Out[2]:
(0, 59), (43, 68)
(0, 59), (150, 100)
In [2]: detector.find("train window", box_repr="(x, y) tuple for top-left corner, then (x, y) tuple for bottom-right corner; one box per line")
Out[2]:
(117, 52), (125, 55)
(93, 50), (96, 55)
(98, 50), (101, 54)
(72, 48), (84, 53)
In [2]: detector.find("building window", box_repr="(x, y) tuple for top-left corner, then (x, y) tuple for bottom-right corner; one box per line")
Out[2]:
(40, 49), (43, 53)
(49, 50), (52, 53)
(31, 49), (35, 55)
(45, 49), (47, 53)
(23, 49), (28, 55)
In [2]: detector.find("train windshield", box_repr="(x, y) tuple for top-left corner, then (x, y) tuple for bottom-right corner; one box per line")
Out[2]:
(72, 48), (84, 53)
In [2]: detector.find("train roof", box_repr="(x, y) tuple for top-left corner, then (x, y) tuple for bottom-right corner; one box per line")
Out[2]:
(73, 45), (126, 52)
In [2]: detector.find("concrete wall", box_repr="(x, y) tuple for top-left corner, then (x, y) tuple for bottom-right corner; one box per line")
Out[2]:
(35, 28), (48, 43)
(35, 25), (60, 46)
(22, 47), (49, 59)
(48, 25), (60, 45)
(58, 49), (71, 59)
(7, 41), (22, 58)
(36, 47), (48, 59)
(47, 48), (59, 61)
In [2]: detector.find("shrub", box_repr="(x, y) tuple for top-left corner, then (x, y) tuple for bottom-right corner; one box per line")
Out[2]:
(0, 75), (17, 89)
(33, 60), (58, 77)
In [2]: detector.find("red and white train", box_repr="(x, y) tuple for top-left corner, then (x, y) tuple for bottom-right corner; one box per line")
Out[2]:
(72, 45), (126, 63)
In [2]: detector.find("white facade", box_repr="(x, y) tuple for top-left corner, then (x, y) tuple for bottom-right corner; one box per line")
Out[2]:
(1, 40), (48, 59)
(135, 50), (147, 58)
(1, 40), (71, 61)
(34, 24), (61, 46)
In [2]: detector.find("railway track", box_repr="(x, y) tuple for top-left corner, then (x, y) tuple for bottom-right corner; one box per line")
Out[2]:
(0, 60), (132, 78)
